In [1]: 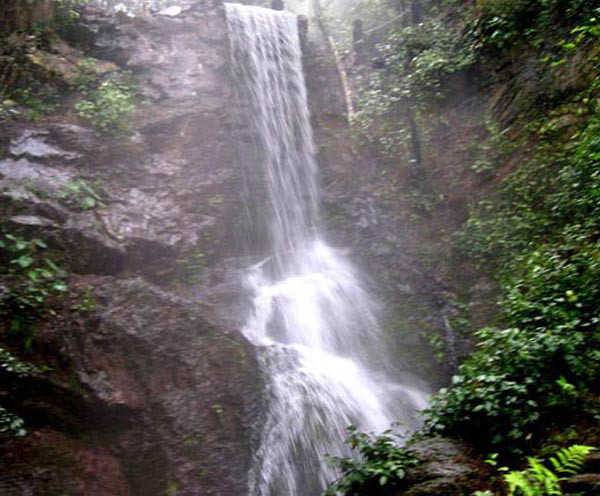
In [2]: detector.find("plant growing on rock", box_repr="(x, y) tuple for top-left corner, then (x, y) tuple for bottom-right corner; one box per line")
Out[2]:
(0, 347), (38, 437)
(58, 179), (105, 211)
(75, 72), (137, 134)
(353, 18), (474, 161)
(0, 234), (68, 436)
(53, 0), (90, 24)
(0, 233), (69, 340)
(465, 0), (599, 53)
(0, 405), (26, 437)
(325, 426), (419, 495)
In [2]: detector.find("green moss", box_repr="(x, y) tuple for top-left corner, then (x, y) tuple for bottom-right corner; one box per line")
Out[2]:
(175, 250), (206, 284)
(224, 337), (248, 366)
(207, 194), (224, 208)
(164, 481), (179, 496)
(182, 432), (203, 448)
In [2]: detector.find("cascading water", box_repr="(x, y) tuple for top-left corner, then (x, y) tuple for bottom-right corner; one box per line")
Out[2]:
(225, 4), (428, 494)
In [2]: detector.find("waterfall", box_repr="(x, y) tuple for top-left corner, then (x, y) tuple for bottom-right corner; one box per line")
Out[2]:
(225, 4), (428, 495)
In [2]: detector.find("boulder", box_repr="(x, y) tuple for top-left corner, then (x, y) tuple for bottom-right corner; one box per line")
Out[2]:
(397, 438), (486, 496)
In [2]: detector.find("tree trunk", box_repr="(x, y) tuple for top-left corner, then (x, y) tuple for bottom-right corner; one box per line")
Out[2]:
(410, 0), (423, 24)
(0, 0), (54, 33)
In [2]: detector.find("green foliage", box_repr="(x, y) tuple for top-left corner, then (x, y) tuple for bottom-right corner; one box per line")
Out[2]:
(0, 32), (62, 121)
(72, 285), (96, 312)
(469, 120), (518, 176)
(0, 406), (26, 437)
(12, 87), (57, 121)
(58, 179), (105, 211)
(379, 19), (475, 98)
(425, 67), (600, 451)
(325, 426), (419, 495)
(353, 18), (474, 160)
(466, 0), (600, 52)
(75, 72), (137, 134)
(0, 233), (69, 437)
(0, 348), (38, 437)
(0, 233), (68, 338)
(504, 445), (595, 496)
(0, 347), (37, 376)
(52, 0), (90, 24)
(547, 445), (595, 477)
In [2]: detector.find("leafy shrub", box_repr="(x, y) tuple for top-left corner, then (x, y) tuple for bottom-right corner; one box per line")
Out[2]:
(325, 426), (419, 495)
(0, 234), (68, 436)
(0, 347), (37, 376)
(380, 20), (475, 97)
(467, 0), (545, 50)
(75, 72), (137, 134)
(0, 233), (68, 338)
(425, 322), (598, 452)
(0, 348), (38, 437)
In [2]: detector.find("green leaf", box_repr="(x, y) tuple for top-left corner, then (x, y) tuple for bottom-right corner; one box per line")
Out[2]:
(81, 196), (96, 210)
(13, 255), (33, 268)
(52, 281), (68, 293)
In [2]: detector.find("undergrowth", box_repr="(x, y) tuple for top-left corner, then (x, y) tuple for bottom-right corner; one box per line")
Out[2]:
(334, 2), (600, 494)
(424, 13), (600, 455)
(325, 426), (419, 495)
(0, 233), (69, 341)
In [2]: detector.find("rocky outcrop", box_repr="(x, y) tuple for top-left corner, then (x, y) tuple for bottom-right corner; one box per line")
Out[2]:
(1, 278), (258, 496)
(397, 438), (488, 496)
(0, 2), (259, 495)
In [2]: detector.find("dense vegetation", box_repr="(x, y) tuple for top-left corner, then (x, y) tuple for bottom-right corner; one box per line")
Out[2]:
(427, 109), (600, 454)
(327, 0), (600, 493)
(424, 0), (600, 455)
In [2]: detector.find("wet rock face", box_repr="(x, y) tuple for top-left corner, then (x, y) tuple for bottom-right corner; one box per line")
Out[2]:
(0, 2), (259, 495)
(397, 438), (486, 496)
(1, 4), (243, 282)
(0, 278), (259, 496)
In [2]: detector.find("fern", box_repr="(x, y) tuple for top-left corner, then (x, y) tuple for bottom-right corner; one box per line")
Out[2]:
(548, 445), (595, 476)
(504, 445), (595, 496)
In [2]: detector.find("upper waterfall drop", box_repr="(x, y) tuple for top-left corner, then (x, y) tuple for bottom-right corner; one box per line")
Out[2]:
(225, 3), (428, 495)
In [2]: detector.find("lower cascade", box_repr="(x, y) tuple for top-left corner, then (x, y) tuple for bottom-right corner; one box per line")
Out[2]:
(225, 4), (428, 495)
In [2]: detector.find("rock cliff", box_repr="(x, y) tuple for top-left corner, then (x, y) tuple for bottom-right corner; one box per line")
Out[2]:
(0, 2), (260, 495)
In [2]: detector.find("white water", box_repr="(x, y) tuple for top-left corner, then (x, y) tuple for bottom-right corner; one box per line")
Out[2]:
(225, 4), (427, 495)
